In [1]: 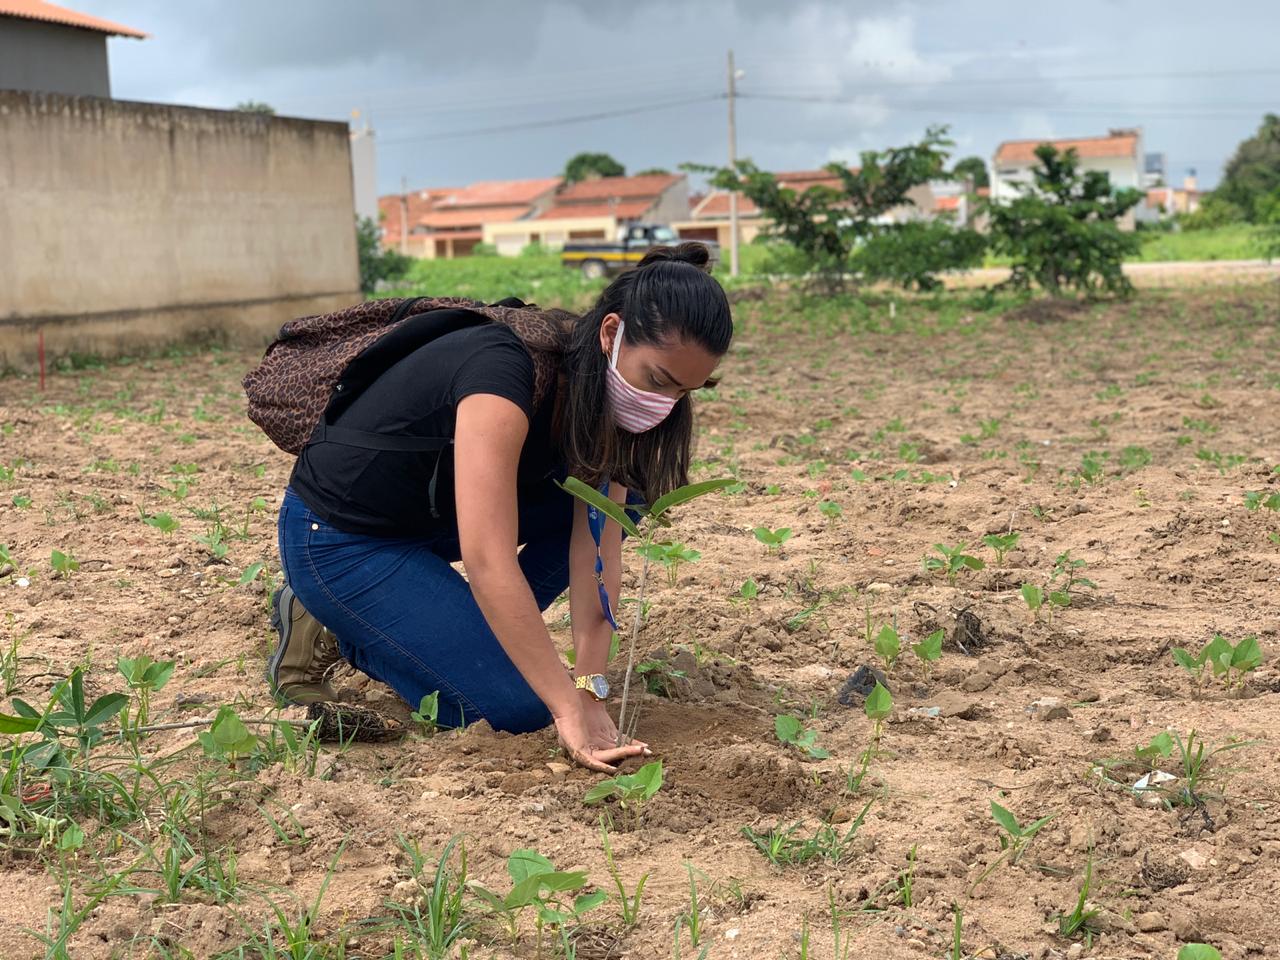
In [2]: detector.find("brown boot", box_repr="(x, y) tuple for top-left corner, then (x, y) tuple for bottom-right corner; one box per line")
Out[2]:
(267, 584), (341, 705)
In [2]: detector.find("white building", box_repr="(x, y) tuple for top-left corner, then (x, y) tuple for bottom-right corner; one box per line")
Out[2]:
(991, 129), (1143, 203)
(349, 120), (378, 224)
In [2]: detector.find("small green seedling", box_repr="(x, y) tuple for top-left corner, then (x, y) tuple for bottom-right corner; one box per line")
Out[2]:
(982, 531), (1020, 566)
(864, 681), (893, 743)
(1243, 490), (1280, 512)
(733, 578), (759, 604)
(1178, 946), (1223, 960)
(117, 654), (175, 732)
(471, 848), (606, 952)
(411, 691), (441, 736)
(911, 629), (944, 672)
(0, 543), (14, 575)
(237, 561), (264, 585)
(923, 542), (985, 585)
(50, 549), (80, 580)
(774, 714), (830, 760)
(1133, 731), (1175, 769)
(600, 819), (647, 928)
(990, 801), (1055, 865)
(141, 511), (180, 537)
(1055, 857), (1099, 945)
(818, 501), (843, 522)
(583, 759), (664, 822)
(1021, 583), (1045, 621)
(873, 625), (901, 672)
(1173, 633), (1263, 689)
(637, 540), (701, 587)
(198, 706), (259, 766)
(754, 526), (793, 553)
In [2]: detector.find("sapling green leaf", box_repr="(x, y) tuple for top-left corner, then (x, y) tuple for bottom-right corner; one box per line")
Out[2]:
(583, 759), (664, 819)
(982, 532), (1020, 566)
(873, 625), (901, 671)
(141, 511), (180, 537)
(754, 526), (793, 552)
(1134, 731), (1175, 767)
(557, 475), (730, 747)
(818, 500), (843, 521)
(198, 706), (258, 764)
(923, 543), (985, 584)
(774, 714), (830, 760)
(1178, 946), (1223, 960)
(911, 629), (944, 667)
(50, 549), (80, 580)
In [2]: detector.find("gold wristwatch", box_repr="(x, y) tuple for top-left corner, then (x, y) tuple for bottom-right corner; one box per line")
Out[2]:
(574, 673), (610, 701)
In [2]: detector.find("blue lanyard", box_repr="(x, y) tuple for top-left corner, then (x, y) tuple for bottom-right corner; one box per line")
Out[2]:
(585, 479), (618, 630)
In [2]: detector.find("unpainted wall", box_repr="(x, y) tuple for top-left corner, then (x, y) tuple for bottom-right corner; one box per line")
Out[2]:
(0, 19), (110, 98)
(0, 91), (361, 371)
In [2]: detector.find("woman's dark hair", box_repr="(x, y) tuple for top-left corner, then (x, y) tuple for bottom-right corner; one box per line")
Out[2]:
(558, 242), (733, 506)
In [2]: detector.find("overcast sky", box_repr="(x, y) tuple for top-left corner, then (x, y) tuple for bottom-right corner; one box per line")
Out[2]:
(93, 0), (1279, 195)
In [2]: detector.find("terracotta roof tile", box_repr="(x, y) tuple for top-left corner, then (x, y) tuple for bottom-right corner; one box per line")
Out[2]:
(418, 205), (532, 228)
(556, 173), (682, 202)
(690, 167), (856, 220)
(995, 132), (1140, 166)
(433, 177), (562, 209)
(0, 0), (146, 37)
(536, 199), (654, 221)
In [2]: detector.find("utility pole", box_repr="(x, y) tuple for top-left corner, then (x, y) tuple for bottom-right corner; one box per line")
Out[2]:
(399, 176), (409, 256)
(726, 49), (740, 278)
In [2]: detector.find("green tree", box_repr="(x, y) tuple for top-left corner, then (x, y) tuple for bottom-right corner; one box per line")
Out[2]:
(854, 220), (987, 291)
(356, 216), (411, 295)
(952, 155), (990, 190)
(1216, 113), (1280, 221)
(695, 125), (969, 290)
(235, 101), (276, 115)
(634, 167), (671, 176)
(986, 144), (1142, 297)
(563, 152), (625, 184)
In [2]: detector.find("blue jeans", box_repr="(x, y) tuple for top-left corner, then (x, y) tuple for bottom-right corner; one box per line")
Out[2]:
(277, 483), (576, 734)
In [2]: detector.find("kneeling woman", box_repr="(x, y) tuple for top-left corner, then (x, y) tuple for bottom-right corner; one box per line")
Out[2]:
(269, 244), (732, 773)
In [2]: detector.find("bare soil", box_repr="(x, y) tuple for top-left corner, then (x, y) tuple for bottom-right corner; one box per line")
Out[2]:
(1, 285), (1279, 959)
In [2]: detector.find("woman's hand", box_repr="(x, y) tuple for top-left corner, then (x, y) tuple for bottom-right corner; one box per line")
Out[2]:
(581, 698), (650, 756)
(554, 704), (648, 773)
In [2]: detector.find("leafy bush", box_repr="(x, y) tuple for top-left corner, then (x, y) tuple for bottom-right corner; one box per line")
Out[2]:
(356, 216), (411, 295)
(696, 125), (958, 290)
(854, 220), (987, 291)
(986, 144), (1142, 297)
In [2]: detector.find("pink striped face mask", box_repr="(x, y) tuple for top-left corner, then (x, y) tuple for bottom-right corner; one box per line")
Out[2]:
(605, 319), (678, 433)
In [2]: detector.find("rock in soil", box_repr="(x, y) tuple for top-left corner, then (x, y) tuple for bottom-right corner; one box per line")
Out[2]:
(836, 665), (888, 706)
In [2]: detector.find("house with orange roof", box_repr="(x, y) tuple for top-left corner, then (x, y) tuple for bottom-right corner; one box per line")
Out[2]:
(990, 128), (1144, 226)
(485, 173), (689, 256)
(378, 177), (563, 258)
(673, 168), (939, 247)
(0, 0), (146, 98)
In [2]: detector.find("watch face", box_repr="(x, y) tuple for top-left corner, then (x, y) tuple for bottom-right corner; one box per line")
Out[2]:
(590, 675), (610, 699)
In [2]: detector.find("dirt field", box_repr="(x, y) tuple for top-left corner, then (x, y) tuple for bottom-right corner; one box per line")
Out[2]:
(1, 284), (1278, 960)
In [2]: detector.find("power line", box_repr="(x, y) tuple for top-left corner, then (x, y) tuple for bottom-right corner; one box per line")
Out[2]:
(737, 92), (1273, 119)
(736, 63), (1280, 88)
(377, 94), (722, 146)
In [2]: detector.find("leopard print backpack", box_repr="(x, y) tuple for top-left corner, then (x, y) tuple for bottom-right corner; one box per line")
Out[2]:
(243, 295), (570, 456)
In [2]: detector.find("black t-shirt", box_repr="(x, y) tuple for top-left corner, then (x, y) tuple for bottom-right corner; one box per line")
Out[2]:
(289, 321), (562, 537)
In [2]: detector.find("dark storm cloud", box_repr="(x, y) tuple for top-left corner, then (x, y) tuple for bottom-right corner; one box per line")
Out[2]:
(92, 1), (1279, 193)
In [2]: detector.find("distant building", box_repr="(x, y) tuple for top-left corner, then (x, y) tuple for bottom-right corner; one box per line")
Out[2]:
(1143, 173), (1202, 219)
(1144, 151), (1167, 188)
(349, 120), (378, 224)
(378, 178), (563, 258)
(991, 129), (1144, 228)
(673, 168), (937, 246)
(486, 174), (688, 256)
(0, 0), (146, 98)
